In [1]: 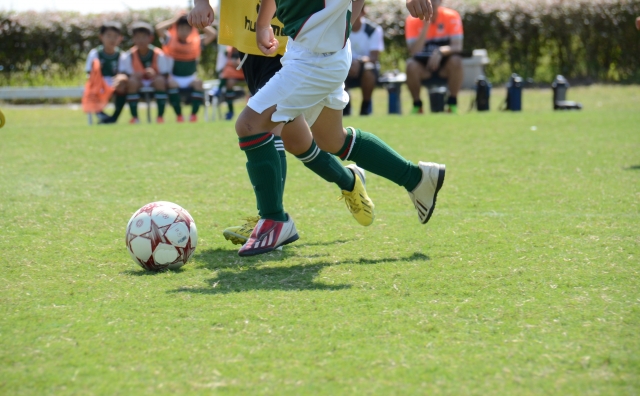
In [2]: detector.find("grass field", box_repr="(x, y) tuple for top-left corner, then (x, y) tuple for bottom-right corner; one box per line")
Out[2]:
(1, 86), (639, 395)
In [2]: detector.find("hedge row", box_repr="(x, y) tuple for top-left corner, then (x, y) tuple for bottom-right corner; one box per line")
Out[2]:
(1, 0), (639, 84)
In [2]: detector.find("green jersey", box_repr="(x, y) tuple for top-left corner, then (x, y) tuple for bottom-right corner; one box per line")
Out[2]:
(137, 45), (156, 69)
(275, 0), (351, 53)
(85, 46), (121, 77)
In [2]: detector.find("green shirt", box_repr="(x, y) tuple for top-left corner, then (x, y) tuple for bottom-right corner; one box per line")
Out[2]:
(172, 60), (197, 77)
(137, 45), (157, 69)
(274, 0), (351, 53)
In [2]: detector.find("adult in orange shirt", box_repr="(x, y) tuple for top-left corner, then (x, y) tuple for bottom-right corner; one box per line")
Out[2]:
(405, 0), (464, 114)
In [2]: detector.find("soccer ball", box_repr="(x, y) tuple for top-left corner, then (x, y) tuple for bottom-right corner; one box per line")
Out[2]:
(125, 201), (198, 271)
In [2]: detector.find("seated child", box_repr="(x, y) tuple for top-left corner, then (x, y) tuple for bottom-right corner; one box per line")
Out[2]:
(119, 22), (170, 124)
(156, 14), (217, 122)
(219, 46), (246, 120)
(84, 21), (129, 124)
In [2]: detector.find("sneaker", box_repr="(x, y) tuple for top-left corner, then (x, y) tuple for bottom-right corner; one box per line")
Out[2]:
(129, 117), (140, 124)
(408, 162), (446, 224)
(339, 164), (375, 226)
(96, 111), (110, 122)
(447, 104), (458, 114)
(411, 106), (424, 114)
(225, 111), (234, 121)
(176, 115), (185, 123)
(98, 116), (116, 124)
(223, 216), (260, 245)
(189, 114), (198, 123)
(238, 214), (299, 257)
(156, 116), (164, 124)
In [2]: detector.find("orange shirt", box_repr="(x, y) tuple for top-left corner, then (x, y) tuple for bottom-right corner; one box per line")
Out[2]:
(405, 7), (463, 58)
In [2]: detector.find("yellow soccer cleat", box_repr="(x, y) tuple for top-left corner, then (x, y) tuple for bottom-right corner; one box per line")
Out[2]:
(223, 216), (261, 245)
(0, 108), (5, 129)
(340, 164), (375, 226)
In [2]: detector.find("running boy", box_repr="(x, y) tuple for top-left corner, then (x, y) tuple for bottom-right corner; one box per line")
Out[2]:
(85, 21), (129, 124)
(120, 22), (170, 124)
(193, 0), (444, 257)
(156, 14), (217, 122)
(200, 0), (445, 256)
(191, 0), (376, 247)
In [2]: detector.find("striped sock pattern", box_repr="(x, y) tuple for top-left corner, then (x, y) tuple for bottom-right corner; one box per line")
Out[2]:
(337, 127), (357, 161)
(239, 133), (275, 151)
(273, 136), (287, 192)
(296, 140), (322, 164)
(297, 140), (354, 191)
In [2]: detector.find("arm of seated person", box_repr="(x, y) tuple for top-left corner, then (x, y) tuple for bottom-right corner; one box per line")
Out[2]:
(406, 21), (430, 56)
(437, 36), (463, 57)
(202, 26), (217, 46)
(155, 15), (181, 39)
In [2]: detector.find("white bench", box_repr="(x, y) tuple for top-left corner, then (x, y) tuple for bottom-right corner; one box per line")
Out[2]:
(0, 80), (221, 123)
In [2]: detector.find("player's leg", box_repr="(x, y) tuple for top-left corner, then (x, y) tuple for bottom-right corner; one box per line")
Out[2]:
(235, 105), (298, 256)
(152, 75), (167, 123)
(224, 79), (237, 120)
(437, 55), (463, 114)
(126, 75), (142, 123)
(359, 62), (377, 116)
(282, 116), (374, 226)
(311, 106), (445, 225)
(167, 76), (183, 122)
(110, 74), (129, 122)
(189, 78), (204, 121)
(406, 57), (431, 113)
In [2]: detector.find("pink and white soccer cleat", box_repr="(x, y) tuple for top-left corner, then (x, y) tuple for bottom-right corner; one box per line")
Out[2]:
(238, 214), (299, 257)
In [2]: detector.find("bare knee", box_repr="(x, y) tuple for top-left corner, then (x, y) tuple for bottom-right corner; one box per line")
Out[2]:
(167, 77), (178, 89)
(128, 77), (141, 93)
(152, 76), (166, 91)
(192, 79), (203, 91)
(348, 60), (360, 78)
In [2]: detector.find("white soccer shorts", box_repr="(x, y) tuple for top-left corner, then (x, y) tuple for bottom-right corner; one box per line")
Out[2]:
(247, 39), (352, 127)
(171, 74), (197, 89)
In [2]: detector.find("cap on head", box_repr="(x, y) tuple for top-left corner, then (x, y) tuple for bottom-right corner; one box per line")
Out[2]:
(100, 21), (123, 35)
(130, 21), (154, 36)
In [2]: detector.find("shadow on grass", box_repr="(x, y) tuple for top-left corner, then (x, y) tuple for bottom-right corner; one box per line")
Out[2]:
(624, 165), (640, 171)
(122, 267), (187, 276)
(169, 251), (429, 295)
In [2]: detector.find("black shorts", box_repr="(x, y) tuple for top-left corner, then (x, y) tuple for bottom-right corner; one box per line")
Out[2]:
(238, 52), (283, 96)
(413, 54), (451, 76)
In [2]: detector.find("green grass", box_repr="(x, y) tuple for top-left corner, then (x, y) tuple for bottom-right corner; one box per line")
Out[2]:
(1, 86), (639, 395)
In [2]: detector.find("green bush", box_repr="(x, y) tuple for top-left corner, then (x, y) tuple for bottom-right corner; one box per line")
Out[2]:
(1, 0), (639, 86)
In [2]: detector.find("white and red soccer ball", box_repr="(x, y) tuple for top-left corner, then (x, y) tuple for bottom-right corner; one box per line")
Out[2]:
(125, 201), (198, 271)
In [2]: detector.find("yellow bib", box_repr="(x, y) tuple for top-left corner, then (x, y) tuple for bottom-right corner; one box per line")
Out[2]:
(218, 0), (287, 56)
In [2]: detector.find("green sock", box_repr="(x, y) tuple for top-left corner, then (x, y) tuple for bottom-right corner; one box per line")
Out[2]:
(335, 127), (423, 192)
(239, 133), (286, 222)
(191, 90), (204, 115)
(155, 91), (167, 117)
(296, 140), (354, 191)
(127, 94), (140, 119)
(274, 136), (287, 194)
(112, 94), (127, 120)
(168, 89), (181, 116)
